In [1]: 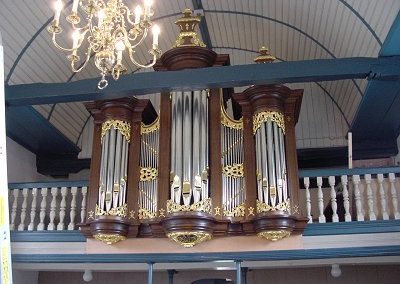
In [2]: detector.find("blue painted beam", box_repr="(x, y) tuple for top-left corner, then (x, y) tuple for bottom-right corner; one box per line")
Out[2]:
(299, 166), (400, 178)
(379, 11), (400, 56)
(10, 246), (400, 263)
(350, 12), (400, 143)
(6, 106), (80, 156)
(6, 57), (400, 106)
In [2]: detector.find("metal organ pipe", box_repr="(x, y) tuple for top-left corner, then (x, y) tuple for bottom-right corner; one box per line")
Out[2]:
(169, 90), (209, 207)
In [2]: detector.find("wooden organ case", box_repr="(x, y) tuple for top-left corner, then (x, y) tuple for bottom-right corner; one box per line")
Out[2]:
(79, 9), (308, 247)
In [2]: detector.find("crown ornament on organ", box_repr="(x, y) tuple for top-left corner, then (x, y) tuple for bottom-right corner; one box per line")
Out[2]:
(254, 46), (276, 63)
(47, 0), (162, 89)
(173, 9), (206, 48)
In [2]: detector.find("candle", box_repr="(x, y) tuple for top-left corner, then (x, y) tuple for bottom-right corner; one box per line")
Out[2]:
(72, 30), (80, 49)
(54, 0), (63, 26)
(144, 0), (152, 15)
(348, 132), (353, 169)
(72, 0), (79, 14)
(152, 24), (160, 46)
(98, 9), (105, 27)
(115, 40), (125, 64)
(134, 6), (142, 24)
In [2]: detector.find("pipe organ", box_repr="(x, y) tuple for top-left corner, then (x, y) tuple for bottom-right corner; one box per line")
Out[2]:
(79, 9), (307, 247)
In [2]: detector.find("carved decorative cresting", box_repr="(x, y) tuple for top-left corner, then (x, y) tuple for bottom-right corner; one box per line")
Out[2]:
(173, 9), (206, 48)
(141, 116), (160, 134)
(167, 198), (212, 215)
(221, 104), (243, 130)
(138, 207), (158, 219)
(253, 111), (285, 134)
(101, 119), (131, 142)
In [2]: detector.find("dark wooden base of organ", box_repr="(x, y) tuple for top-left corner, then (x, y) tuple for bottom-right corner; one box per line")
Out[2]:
(79, 213), (307, 242)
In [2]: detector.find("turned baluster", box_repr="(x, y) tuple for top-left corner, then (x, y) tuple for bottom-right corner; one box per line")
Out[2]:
(304, 177), (312, 223)
(28, 188), (38, 231)
(57, 187), (67, 230)
(377, 174), (389, 220)
(18, 188), (29, 231)
(353, 175), (364, 221)
(317, 177), (326, 223)
(68, 187), (78, 230)
(328, 176), (339, 222)
(388, 173), (400, 219)
(47, 187), (58, 230)
(10, 188), (19, 231)
(365, 174), (376, 221)
(37, 188), (48, 231)
(80, 186), (88, 223)
(341, 175), (351, 222)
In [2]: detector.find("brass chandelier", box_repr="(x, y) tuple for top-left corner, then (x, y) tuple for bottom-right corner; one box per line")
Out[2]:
(48, 0), (162, 89)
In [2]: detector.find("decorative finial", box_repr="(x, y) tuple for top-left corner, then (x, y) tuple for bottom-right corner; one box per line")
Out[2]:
(173, 9), (206, 48)
(254, 46), (276, 63)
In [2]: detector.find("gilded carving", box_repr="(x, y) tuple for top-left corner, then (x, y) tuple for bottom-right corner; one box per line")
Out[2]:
(222, 163), (244, 178)
(221, 105), (243, 130)
(95, 203), (128, 218)
(94, 233), (126, 245)
(101, 119), (131, 142)
(257, 230), (291, 241)
(256, 199), (291, 213)
(140, 167), (158, 181)
(141, 117), (160, 134)
(138, 207), (158, 220)
(223, 204), (245, 217)
(167, 198), (212, 215)
(253, 111), (285, 134)
(167, 231), (211, 248)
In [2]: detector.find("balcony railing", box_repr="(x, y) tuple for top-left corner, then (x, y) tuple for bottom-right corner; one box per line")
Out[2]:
(8, 181), (88, 231)
(299, 167), (400, 223)
(7, 167), (400, 232)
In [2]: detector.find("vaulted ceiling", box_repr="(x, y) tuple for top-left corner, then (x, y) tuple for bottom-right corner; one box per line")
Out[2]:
(1, 0), (399, 162)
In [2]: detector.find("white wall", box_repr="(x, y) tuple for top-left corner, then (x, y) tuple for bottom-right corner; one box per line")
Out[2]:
(6, 137), (49, 183)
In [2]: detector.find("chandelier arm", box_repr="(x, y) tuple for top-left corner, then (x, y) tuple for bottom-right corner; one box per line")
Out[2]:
(52, 33), (76, 52)
(128, 28), (149, 50)
(127, 47), (157, 69)
(71, 46), (92, 73)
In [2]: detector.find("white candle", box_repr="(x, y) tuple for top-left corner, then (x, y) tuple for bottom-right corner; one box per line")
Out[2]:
(54, 0), (63, 26)
(115, 40), (125, 64)
(144, 0), (152, 15)
(72, 30), (80, 49)
(134, 6), (142, 24)
(98, 9), (105, 27)
(72, 0), (79, 14)
(348, 132), (353, 169)
(152, 24), (160, 46)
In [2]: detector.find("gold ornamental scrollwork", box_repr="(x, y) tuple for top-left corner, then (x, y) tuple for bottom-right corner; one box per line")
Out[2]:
(140, 167), (158, 181)
(101, 119), (131, 142)
(253, 111), (285, 134)
(256, 199), (290, 214)
(223, 204), (246, 217)
(257, 230), (291, 241)
(94, 233), (126, 245)
(141, 116), (160, 134)
(222, 163), (244, 178)
(221, 105), (243, 130)
(167, 231), (212, 248)
(95, 203), (128, 218)
(138, 207), (158, 220)
(167, 198), (212, 215)
(174, 31), (206, 48)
